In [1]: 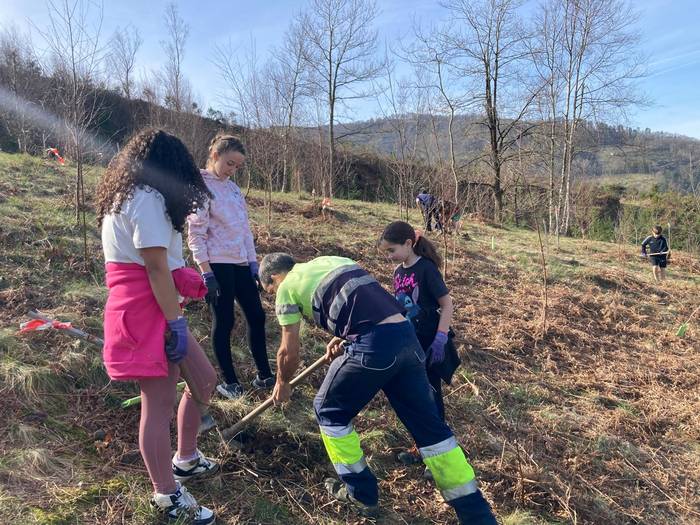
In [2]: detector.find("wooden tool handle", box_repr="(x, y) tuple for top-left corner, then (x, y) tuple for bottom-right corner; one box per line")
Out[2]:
(221, 355), (328, 440)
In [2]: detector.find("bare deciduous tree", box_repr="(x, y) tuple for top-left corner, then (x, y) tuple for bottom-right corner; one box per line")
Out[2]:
(160, 2), (189, 113)
(39, 0), (105, 260)
(536, 0), (645, 236)
(0, 25), (44, 153)
(376, 53), (430, 218)
(214, 39), (286, 224)
(531, 1), (564, 232)
(271, 19), (309, 192)
(107, 24), (141, 99)
(406, 27), (467, 209)
(439, 0), (541, 223)
(300, 0), (382, 197)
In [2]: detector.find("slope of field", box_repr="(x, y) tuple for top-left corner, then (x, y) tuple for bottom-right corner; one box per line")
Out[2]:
(0, 153), (698, 524)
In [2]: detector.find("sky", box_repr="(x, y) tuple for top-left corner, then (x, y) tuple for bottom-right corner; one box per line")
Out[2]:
(2, 0), (700, 139)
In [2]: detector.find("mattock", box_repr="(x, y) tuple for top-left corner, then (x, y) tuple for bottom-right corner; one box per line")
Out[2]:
(220, 355), (328, 441)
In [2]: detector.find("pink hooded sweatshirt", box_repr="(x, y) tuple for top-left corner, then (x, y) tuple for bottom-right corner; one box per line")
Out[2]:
(186, 169), (257, 265)
(102, 262), (206, 380)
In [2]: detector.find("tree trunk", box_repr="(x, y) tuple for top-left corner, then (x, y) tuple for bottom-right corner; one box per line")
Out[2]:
(548, 115), (556, 231)
(328, 104), (334, 198)
(494, 163), (503, 223)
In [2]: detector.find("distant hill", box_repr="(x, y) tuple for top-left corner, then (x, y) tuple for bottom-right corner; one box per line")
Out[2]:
(2, 65), (698, 197)
(319, 115), (700, 193)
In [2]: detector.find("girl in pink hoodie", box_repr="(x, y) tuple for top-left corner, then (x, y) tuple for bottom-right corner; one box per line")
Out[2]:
(187, 134), (274, 399)
(97, 129), (218, 524)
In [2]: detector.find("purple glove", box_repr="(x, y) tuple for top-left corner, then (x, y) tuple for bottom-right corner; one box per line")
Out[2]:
(202, 271), (220, 306)
(165, 317), (188, 363)
(428, 331), (448, 366)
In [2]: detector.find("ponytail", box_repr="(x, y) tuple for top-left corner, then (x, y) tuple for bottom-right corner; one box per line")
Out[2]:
(380, 220), (442, 269)
(413, 235), (442, 269)
(206, 132), (246, 170)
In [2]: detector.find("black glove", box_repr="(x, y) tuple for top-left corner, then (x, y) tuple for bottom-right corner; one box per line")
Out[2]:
(202, 271), (220, 306)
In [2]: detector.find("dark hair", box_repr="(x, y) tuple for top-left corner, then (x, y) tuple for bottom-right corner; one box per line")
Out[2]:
(379, 221), (442, 268)
(653, 225), (663, 235)
(97, 128), (211, 233)
(206, 133), (246, 169)
(259, 252), (296, 286)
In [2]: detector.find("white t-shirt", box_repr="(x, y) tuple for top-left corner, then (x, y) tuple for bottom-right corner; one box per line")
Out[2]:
(101, 186), (186, 270)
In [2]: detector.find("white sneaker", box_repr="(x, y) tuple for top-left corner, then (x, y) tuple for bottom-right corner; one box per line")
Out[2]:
(172, 449), (220, 484)
(151, 482), (215, 524)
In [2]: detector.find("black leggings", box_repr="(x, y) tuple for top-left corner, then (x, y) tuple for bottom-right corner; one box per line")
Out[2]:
(210, 263), (273, 384)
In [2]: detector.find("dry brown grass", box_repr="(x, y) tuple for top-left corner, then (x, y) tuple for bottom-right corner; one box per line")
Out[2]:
(0, 153), (698, 524)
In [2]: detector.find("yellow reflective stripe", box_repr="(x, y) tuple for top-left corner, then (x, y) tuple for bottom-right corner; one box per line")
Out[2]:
(422, 446), (476, 491)
(320, 429), (364, 466)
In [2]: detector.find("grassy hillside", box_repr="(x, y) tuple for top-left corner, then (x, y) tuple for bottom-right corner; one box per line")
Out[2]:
(0, 152), (698, 524)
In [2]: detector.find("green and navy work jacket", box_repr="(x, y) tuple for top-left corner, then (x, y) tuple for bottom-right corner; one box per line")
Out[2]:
(274, 256), (404, 338)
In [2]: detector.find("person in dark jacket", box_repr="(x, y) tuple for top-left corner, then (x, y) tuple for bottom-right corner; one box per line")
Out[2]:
(641, 225), (670, 282)
(415, 190), (442, 232)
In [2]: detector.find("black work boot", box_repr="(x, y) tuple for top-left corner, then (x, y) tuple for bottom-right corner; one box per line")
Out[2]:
(324, 478), (379, 518)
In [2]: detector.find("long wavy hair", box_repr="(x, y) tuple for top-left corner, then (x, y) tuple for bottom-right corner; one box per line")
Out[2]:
(96, 129), (211, 232)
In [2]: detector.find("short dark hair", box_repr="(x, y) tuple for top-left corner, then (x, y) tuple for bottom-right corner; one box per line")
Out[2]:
(653, 225), (662, 235)
(259, 253), (296, 286)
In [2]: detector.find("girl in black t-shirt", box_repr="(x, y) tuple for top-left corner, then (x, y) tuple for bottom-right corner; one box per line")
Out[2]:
(379, 221), (461, 467)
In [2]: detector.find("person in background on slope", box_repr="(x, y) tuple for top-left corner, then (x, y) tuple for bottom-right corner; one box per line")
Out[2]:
(641, 225), (670, 282)
(416, 189), (442, 232)
(187, 134), (275, 400)
(259, 253), (497, 525)
(97, 129), (218, 524)
(378, 221), (461, 476)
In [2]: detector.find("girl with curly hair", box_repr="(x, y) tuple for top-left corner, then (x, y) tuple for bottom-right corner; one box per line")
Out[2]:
(97, 129), (218, 524)
(187, 134), (274, 399)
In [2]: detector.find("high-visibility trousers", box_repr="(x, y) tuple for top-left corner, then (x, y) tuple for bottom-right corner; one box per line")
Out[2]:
(313, 321), (497, 524)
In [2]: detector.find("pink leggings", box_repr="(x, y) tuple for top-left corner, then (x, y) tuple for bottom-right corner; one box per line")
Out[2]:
(137, 331), (217, 494)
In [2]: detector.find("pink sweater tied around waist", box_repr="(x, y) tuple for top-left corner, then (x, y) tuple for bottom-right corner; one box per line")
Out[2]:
(103, 263), (206, 381)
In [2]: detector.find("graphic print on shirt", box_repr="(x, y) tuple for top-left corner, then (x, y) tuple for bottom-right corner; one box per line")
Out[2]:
(394, 272), (421, 320)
